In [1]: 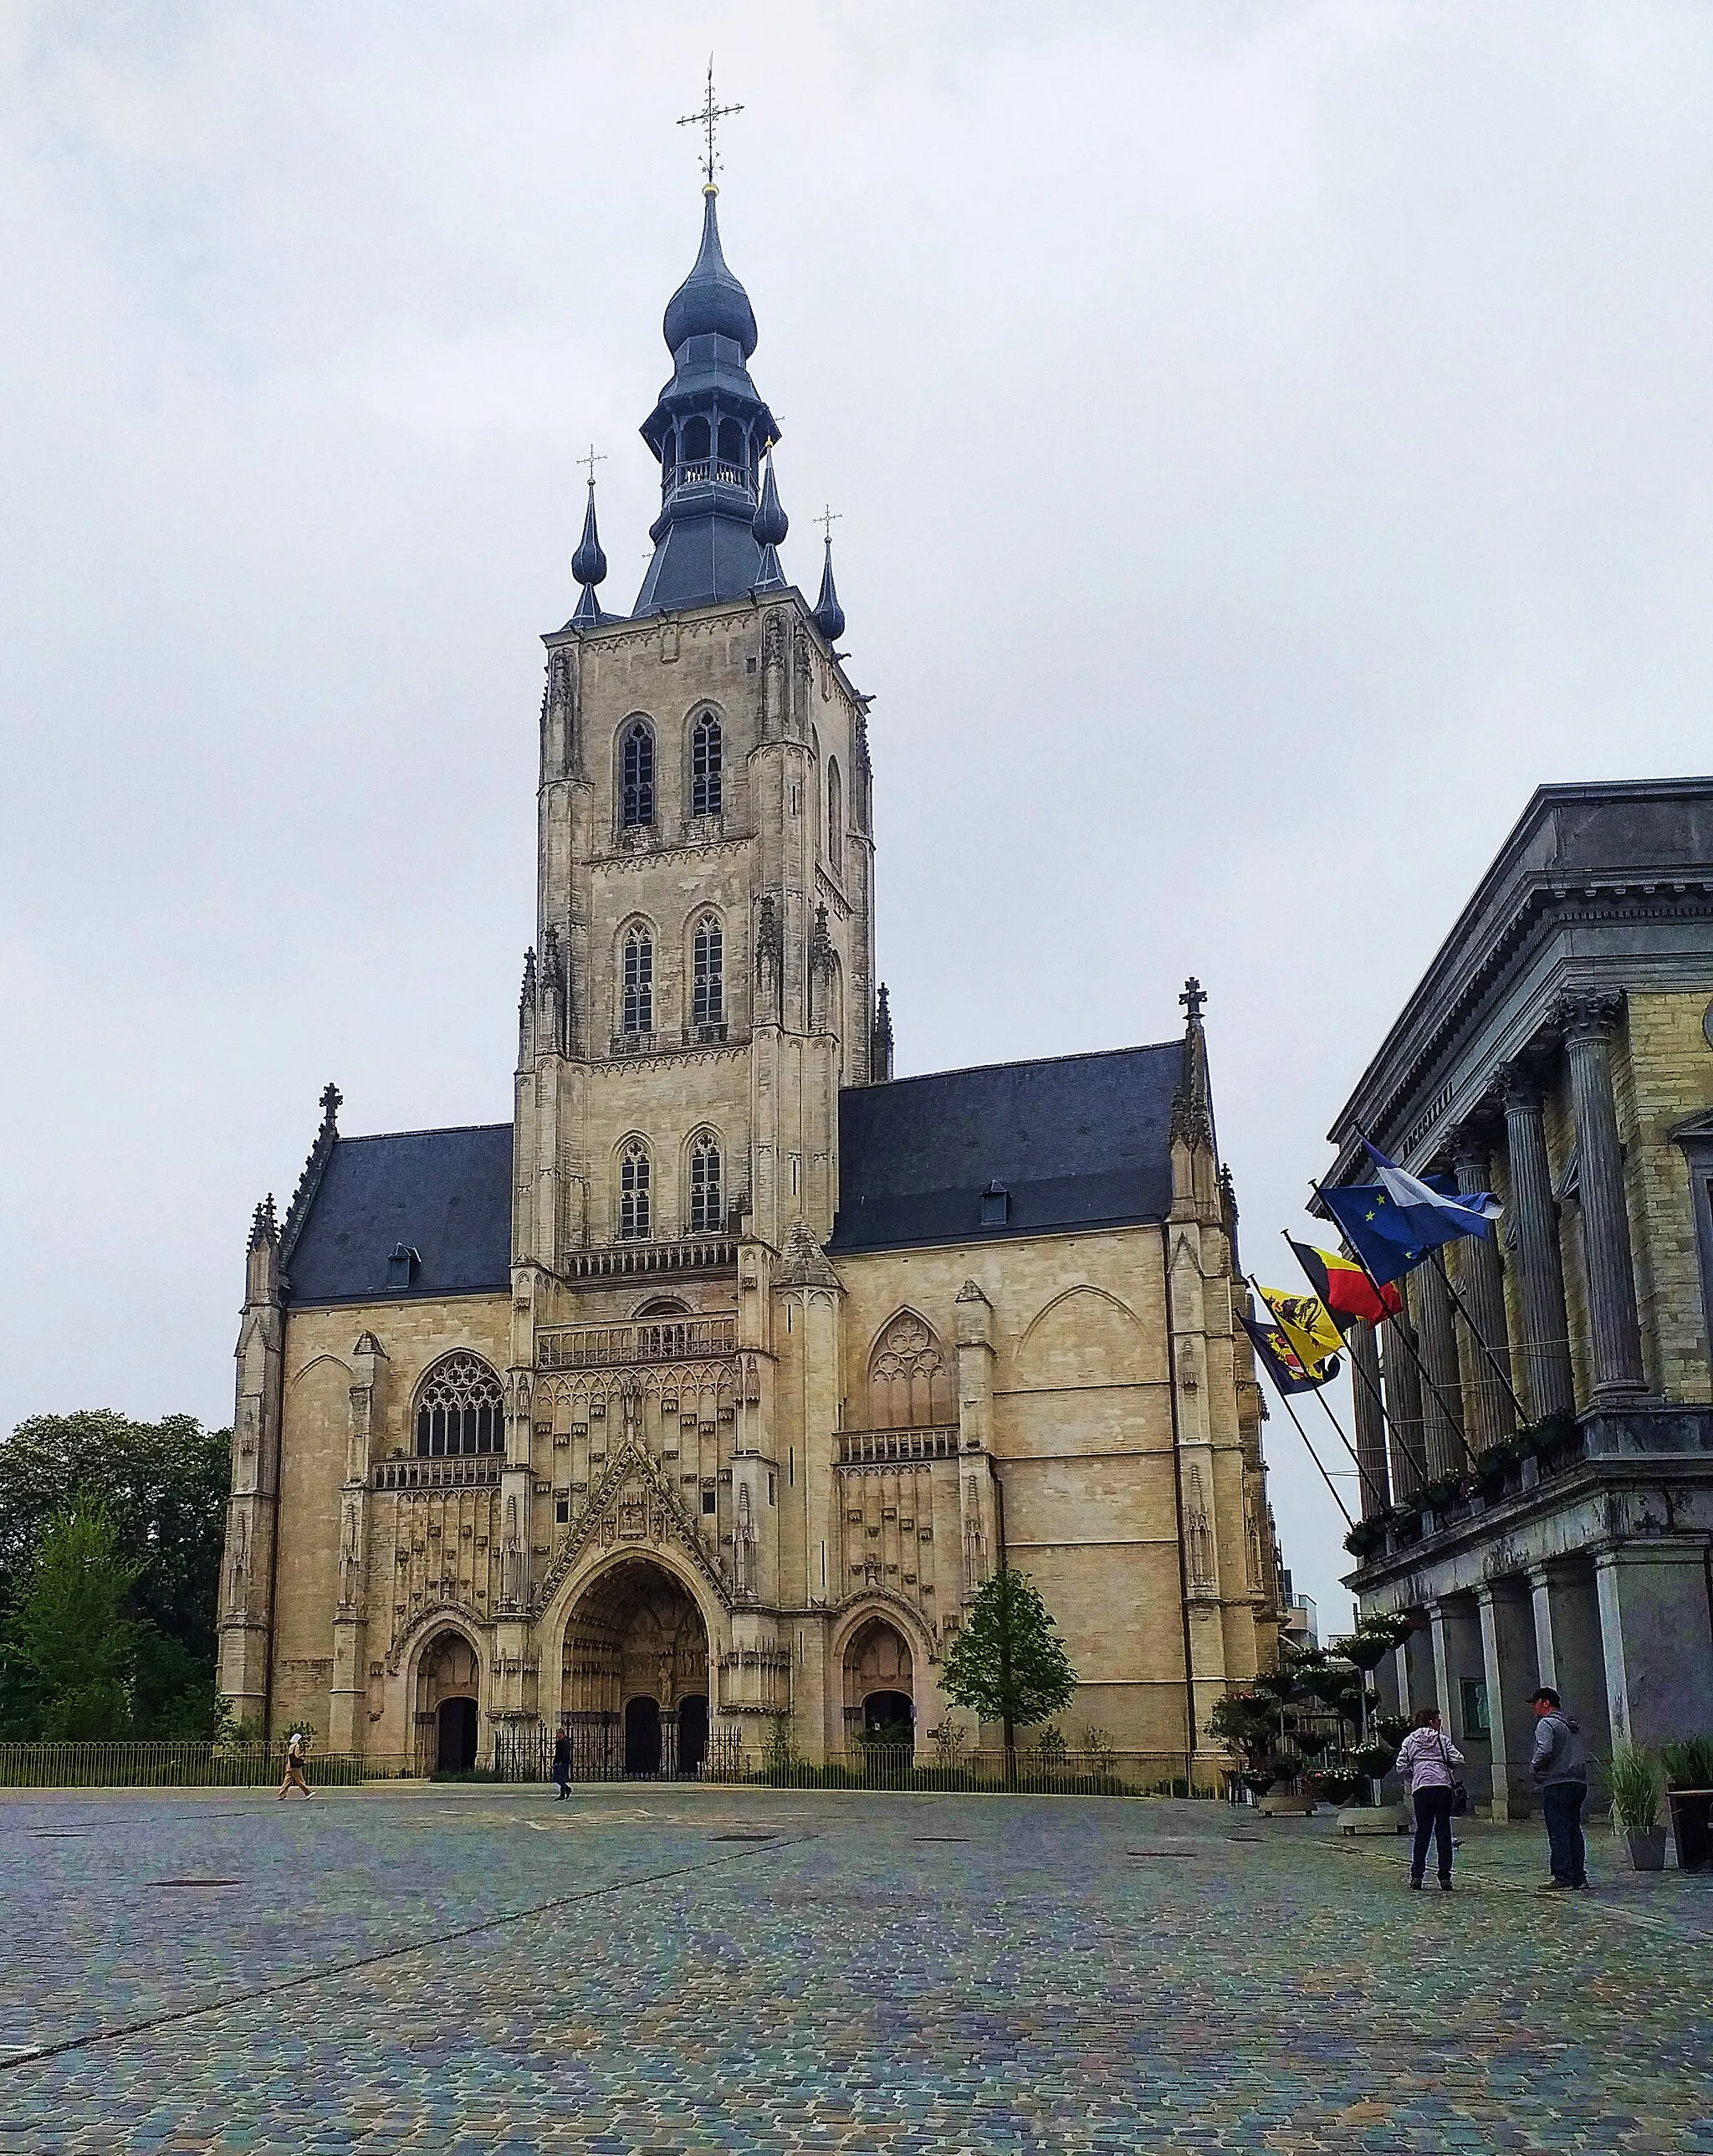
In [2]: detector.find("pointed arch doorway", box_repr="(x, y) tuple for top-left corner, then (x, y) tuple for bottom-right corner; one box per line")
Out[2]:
(560, 1558), (712, 1779)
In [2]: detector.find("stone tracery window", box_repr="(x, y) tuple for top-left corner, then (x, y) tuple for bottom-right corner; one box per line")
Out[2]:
(621, 720), (654, 827)
(622, 926), (654, 1037)
(415, 1352), (504, 1457)
(827, 757), (842, 878)
(867, 1312), (954, 1430)
(688, 1134), (723, 1235)
(691, 711), (723, 817)
(618, 1140), (652, 1240)
(692, 914), (724, 1029)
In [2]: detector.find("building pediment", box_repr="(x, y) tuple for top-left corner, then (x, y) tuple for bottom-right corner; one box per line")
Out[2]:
(534, 1437), (733, 1616)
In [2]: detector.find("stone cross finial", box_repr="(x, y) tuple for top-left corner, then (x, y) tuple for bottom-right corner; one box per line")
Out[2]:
(319, 1081), (343, 1126)
(1179, 977), (1206, 1023)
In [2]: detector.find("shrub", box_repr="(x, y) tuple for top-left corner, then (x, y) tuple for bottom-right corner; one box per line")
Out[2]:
(1660, 1734), (1713, 1791)
(1607, 1743), (1664, 1834)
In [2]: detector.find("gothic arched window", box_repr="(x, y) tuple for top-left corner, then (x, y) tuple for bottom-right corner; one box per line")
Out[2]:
(868, 1312), (954, 1431)
(622, 926), (653, 1037)
(690, 711), (723, 817)
(692, 914), (724, 1030)
(618, 1140), (652, 1240)
(415, 1351), (504, 1458)
(688, 1134), (723, 1235)
(827, 757), (842, 878)
(621, 720), (655, 827)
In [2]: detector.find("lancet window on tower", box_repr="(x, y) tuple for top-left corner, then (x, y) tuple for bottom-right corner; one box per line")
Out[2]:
(618, 1141), (652, 1240)
(621, 720), (655, 827)
(827, 758), (842, 878)
(622, 927), (654, 1037)
(688, 1134), (723, 1234)
(692, 914), (724, 1030)
(690, 711), (723, 817)
(414, 1352), (505, 1457)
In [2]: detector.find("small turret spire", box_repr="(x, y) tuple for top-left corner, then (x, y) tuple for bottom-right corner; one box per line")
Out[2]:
(752, 448), (789, 591)
(812, 519), (846, 645)
(570, 458), (609, 629)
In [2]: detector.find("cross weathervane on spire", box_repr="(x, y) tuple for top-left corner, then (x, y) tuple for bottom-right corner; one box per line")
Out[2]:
(817, 504), (842, 548)
(678, 55), (743, 187)
(1179, 976), (1206, 1022)
(580, 443), (606, 489)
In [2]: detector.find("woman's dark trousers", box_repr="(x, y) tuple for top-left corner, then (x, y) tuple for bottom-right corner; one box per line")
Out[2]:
(1411, 1788), (1455, 1882)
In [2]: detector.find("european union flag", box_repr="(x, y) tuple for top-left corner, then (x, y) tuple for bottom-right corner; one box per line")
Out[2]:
(1318, 1181), (1431, 1287)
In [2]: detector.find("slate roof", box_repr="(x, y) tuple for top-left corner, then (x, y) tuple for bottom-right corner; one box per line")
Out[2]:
(828, 1042), (1185, 1256)
(284, 1124), (514, 1306)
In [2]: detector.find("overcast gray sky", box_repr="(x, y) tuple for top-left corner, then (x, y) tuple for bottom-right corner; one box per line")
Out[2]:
(5, 2), (1712, 1627)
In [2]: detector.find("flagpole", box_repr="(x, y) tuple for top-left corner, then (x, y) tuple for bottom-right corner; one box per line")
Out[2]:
(1351, 1121), (1533, 1431)
(1246, 1344), (1356, 1531)
(1251, 1267), (1388, 1513)
(1279, 1235), (1433, 1495)
(1306, 1175), (1480, 1474)
(1425, 1245), (1533, 1430)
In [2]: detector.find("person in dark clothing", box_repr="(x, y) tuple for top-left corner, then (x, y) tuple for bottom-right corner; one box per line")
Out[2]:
(1529, 1687), (1590, 1889)
(552, 1728), (571, 1800)
(1394, 1706), (1463, 1890)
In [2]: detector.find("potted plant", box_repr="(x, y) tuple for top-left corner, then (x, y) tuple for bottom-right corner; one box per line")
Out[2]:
(1607, 1742), (1667, 1871)
(1661, 1735), (1713, 1873)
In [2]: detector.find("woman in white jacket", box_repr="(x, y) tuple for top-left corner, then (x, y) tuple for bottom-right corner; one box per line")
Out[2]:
(1394, 1707), (1463, 1890)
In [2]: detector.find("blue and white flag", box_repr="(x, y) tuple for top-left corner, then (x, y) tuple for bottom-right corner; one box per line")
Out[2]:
(1363, 1140), (1501, 1242)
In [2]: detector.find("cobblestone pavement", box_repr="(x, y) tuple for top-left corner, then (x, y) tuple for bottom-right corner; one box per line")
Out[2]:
(2, 1783), (1710, 2153)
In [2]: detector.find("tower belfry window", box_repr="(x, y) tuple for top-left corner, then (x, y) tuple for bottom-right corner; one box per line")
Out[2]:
(692, 915), (724, 1030)
(621, 721), (655, 827)
(623, 929), (654, 1037)
(689, 1135), (723, 1234)
(618, 1142), (652, 1240)
(827, 758), (842, 878)
(691, 712), (723, 817)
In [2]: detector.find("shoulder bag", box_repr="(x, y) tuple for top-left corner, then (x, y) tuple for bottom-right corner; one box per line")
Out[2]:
(1438, 1734), (1469, 1816)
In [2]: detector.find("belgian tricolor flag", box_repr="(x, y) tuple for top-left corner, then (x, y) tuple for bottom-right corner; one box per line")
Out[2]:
(1288, 1238), (1403, 1328)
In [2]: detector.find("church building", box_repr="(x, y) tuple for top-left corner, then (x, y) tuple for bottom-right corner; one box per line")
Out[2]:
(216, 176), (1282, 1779)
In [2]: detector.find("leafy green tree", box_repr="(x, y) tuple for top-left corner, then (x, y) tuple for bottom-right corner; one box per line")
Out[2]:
(0, 1413), (230, 1739)
(939, 1564), (1077, 1781)
(5, 1508), (143, 1739)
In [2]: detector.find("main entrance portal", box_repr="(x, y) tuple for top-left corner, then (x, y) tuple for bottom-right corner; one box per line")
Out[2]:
(561, 1559), (711, 1779)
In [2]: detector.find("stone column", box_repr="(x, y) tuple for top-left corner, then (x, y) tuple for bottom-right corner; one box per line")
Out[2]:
(1561, 996), (1647, 1399)
(1475, 1580), (1540, 1819)
(1530, 1561), (1612, 1762)
(1412, 1263), (1465, 1477)
(1349, 1319), (1390, 1518)
(1381, 1309), (1424, 1500)
(1452, 1130), (1516, 1452)
(1595, 1543), (1713, 1749)
(1427, 1596), (1491, 1802)
(1501, 1065), (1577, 1421)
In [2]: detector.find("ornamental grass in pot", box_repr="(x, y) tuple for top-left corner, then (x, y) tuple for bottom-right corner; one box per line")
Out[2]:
(1661, 1735), (1713, 1872)
(1607, 1743), (1666, 1872)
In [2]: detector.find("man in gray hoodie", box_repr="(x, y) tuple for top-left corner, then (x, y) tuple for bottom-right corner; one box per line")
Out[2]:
(1530, 1687), (1590, 1888)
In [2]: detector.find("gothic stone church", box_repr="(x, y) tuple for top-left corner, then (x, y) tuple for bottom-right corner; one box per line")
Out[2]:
(217, 183), (1282, 1778)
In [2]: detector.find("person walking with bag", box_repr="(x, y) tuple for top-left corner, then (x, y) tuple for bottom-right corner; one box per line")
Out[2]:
(277, 1727), (314, 1800)
(1529, 1687), (1590, 1890)
(1395, 1706), (1463, 1890)
(551, 1728), (571, 1801)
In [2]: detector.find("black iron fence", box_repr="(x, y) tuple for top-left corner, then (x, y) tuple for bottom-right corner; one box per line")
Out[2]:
(0, 1744), (413, 1789)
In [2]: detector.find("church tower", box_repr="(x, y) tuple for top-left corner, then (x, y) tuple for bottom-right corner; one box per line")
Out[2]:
(219, 146), (1279, 1783)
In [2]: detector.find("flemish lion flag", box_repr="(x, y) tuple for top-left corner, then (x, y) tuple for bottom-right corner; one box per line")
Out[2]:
(1239, 1313), (1331, 1396)
(1287, 1238), (1403, 1327)
(1258, 1286), (1344, 1383)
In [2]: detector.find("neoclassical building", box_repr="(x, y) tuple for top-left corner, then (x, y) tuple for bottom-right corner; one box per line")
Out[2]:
(1330, 779), (1713, 1812)
(217, 182), (1281, 1776)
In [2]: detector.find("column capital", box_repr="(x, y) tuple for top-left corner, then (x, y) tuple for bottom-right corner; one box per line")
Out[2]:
(1497, 1058), (1547, 1112)
(1552, 989), (1627, 1048)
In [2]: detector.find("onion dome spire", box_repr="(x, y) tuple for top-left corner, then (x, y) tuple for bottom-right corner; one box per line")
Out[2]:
(752, 448), (789, 591)
(812, 531), (845, 644)
(570, 468), (609, 629)
(662, 186), (759, 358)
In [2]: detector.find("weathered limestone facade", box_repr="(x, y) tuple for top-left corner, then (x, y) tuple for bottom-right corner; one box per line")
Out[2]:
(1330, 780), (1713, 1815)
(216, 185), (1281, 1779)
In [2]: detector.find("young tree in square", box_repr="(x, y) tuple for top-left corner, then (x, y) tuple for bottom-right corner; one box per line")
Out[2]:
(939, 1563), (1077, 1784)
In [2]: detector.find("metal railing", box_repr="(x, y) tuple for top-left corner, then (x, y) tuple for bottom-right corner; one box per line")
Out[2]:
(702, 1742), (1207, 1795)
(539, 1316), (737, 1371)
(374, 1457), (503, 1491)
(0, 1744), (414, 1789)
(836, 1427), (959, 1464)
(664, 458), (755, 499)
